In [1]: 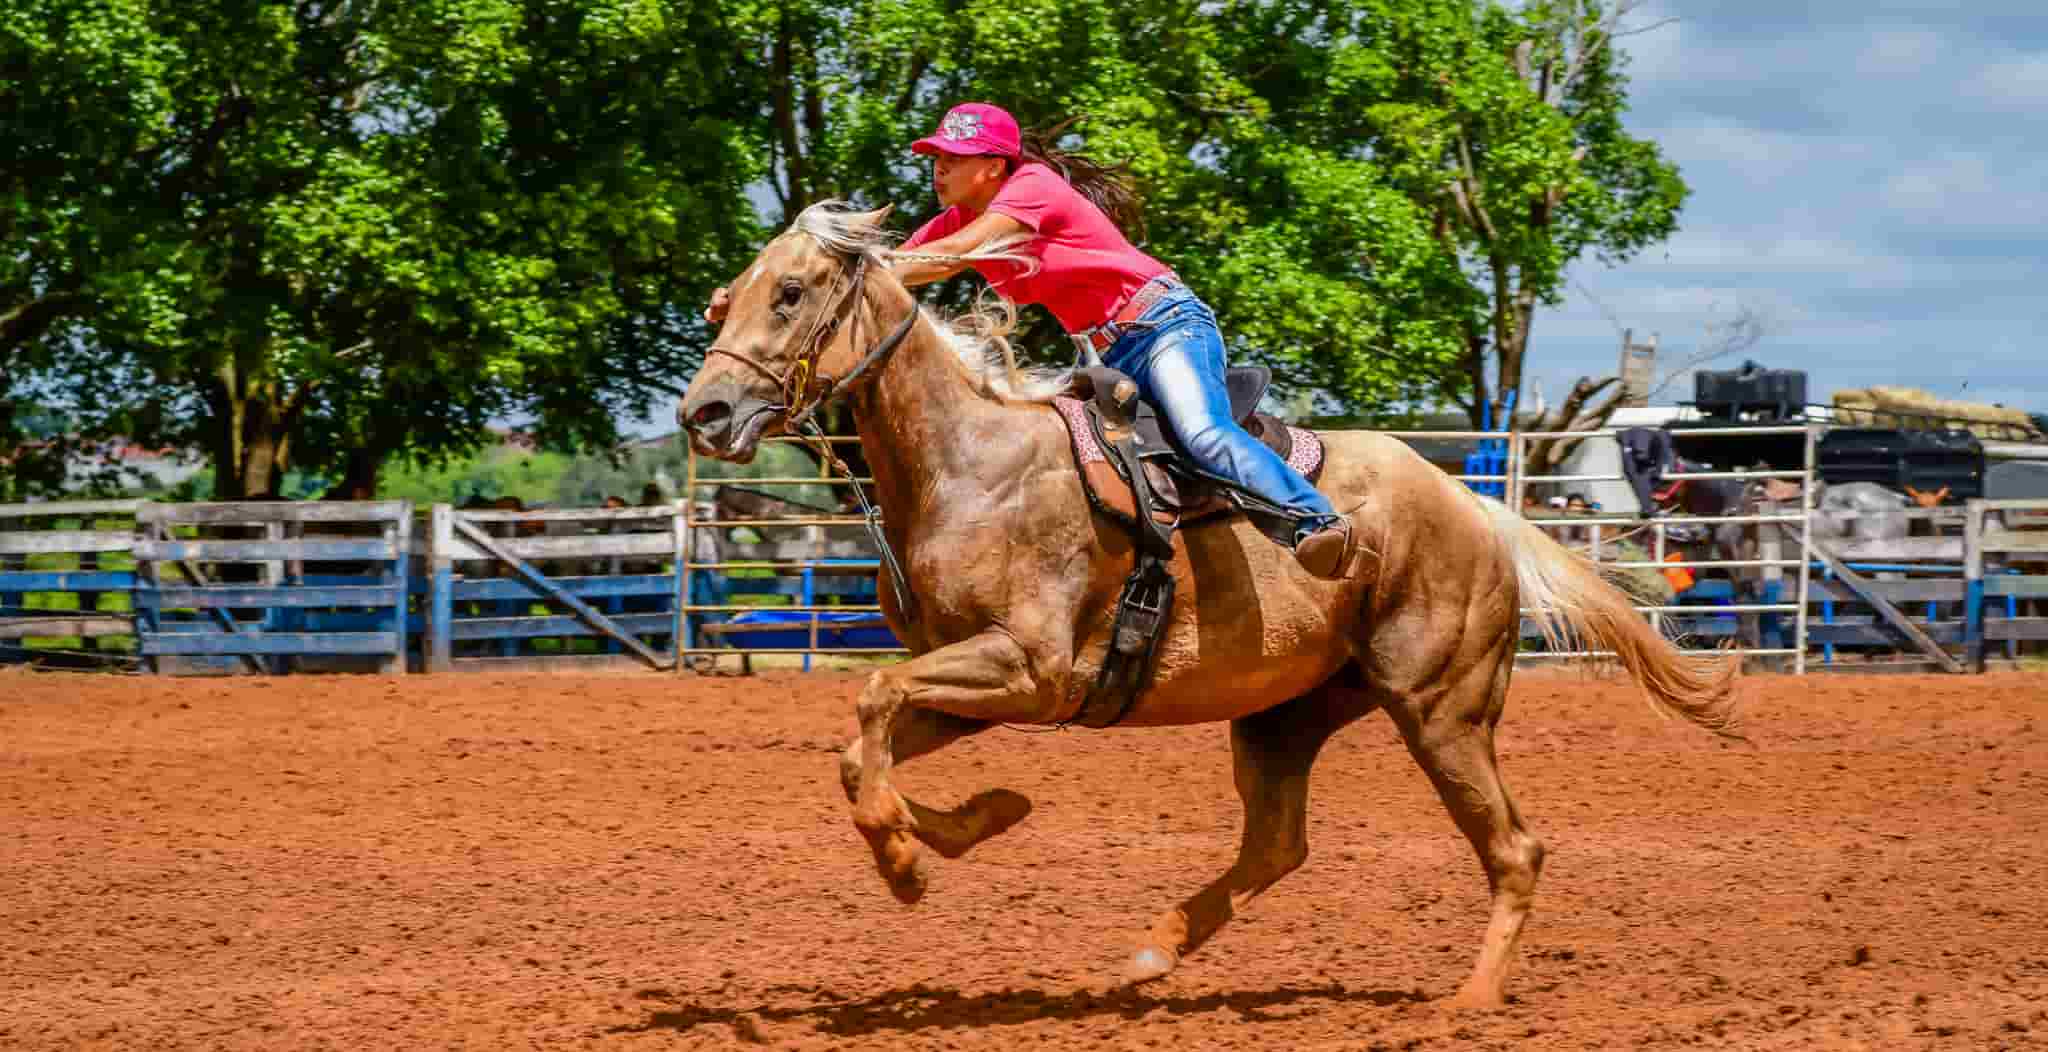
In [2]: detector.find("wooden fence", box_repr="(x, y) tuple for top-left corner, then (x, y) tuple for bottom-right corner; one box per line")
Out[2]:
(422, 504), (684, 673)
(1968, 499), (2048, 670)
(2, 495), (2044, 675)
(0, 500), (143, 666)
(133, 501), (413, 674)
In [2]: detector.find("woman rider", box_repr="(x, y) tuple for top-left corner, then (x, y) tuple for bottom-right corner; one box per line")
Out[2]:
(709, 102), (1349, 578)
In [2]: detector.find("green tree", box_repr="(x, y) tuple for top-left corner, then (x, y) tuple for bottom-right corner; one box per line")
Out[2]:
(1329, 0), (1687, 454)
(710, 0), (1680, 427)
(4, 0), (767, 499)
(719, 0), (1468, 416)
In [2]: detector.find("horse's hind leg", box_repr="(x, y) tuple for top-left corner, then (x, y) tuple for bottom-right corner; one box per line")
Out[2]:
(1127, 674), (1373, 984)
(837, 708), (1032, 860)
(1382, 652), (1544, 1008)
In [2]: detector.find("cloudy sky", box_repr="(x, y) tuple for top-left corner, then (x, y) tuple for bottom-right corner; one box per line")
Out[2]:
(1533, 1), (2048, 414)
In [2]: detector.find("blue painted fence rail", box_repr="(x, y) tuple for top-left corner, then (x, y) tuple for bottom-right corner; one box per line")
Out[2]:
(0, 500), (143, 662)
(422, 504), (686, 672)
(4, 497), (2042, 674)
(132, 501), (414, 675)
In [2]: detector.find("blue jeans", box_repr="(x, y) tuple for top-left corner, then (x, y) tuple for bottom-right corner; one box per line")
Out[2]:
(1096, 287), (1339, 541)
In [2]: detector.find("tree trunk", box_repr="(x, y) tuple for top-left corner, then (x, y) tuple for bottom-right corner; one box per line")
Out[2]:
(205, 360), (292, 500)
(323, 444), (388, 501)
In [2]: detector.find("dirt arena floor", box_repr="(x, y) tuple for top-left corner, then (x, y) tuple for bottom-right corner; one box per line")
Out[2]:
(3, 667), (2045, 1050)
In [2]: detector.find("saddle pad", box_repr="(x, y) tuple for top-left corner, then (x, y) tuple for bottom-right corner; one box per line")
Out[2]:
(1054, 397), (1324, 530)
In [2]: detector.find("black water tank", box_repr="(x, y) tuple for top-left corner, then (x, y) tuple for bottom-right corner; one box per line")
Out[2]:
(1817, 428), (1984, 498)
(1695, 361), (1808, 421)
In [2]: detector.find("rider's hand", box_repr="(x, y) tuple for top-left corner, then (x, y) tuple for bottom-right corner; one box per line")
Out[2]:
(704, 286), (731, 324)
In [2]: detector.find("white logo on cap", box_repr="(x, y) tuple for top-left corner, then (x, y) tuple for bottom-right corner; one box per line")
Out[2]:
(940, 111), (984, 141)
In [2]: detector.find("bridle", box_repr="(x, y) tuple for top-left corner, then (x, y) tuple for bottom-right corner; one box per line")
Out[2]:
(699, 243), (923, 623)
(701, 251), (919, 433)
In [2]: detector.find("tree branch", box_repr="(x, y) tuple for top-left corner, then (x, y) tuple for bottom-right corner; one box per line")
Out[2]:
(771, 24), (807, 217)
(1454, 130), (1499, 243)
(893, 54), (931, 114)
(1647, 304), (1768, 399)
(0, 286), (90, 357)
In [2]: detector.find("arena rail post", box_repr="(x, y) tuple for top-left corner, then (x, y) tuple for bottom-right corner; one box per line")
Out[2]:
(1971, 498), (2048, 667)
(1966, 499), (1986, 673)
(428, 503), (454, 673)
(671, 499), (686, 673)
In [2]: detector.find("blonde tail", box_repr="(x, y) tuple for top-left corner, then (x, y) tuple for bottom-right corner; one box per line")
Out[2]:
(1479, 499), (1742, 737)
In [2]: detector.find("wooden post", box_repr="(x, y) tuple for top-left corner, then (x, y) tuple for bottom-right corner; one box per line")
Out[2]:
(388, 503), (413, 675)
(1618, 329), (1657, 409)
(1793, 424), (1818, 675)
(137, 512), (160, 675)
(429, 503), (453, 673)
(265, 520), (287, 674)
(1965, 498), (1985, 673)
(671, 500), (686, 675)
(683, 447), (701, 668)
(1508, 432), (1527, 513)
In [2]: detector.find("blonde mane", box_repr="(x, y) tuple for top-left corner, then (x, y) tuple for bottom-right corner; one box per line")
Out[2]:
(792, 201), (1070, 404)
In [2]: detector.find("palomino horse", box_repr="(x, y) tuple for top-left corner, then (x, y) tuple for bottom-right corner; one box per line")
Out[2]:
(678, 203), (1738, 1006)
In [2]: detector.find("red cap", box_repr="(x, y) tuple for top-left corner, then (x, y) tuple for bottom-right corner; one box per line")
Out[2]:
(911, 103), (1021, 160)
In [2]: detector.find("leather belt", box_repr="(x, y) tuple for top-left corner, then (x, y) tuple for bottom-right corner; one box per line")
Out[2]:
(1078, 274), (1182, 353)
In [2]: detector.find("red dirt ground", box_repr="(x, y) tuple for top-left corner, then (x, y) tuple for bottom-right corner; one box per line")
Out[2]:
(2, 667), (2044, 1050)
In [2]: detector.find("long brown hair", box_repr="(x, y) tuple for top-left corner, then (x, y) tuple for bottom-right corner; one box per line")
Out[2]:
(1012, 116), (1146, 241)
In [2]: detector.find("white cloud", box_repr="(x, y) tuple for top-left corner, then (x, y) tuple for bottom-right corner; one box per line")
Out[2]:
(1489, 7), (2048, 413)
(1662, 118), (1825, 175)
(1965, 51), (2048, 107)
(1653, 228), (1888, 273)
(1881, 152), (1997, 213)
(1856, 27), (1945, 75)
(1880, 152), (2048, 231)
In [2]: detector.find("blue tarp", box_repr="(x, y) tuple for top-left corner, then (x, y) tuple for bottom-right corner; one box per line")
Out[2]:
(716, 609), (898, 649)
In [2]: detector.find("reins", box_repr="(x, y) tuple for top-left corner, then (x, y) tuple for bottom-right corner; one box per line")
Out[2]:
(705, 244), (923, 624)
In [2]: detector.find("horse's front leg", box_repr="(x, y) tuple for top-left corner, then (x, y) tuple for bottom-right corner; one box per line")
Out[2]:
(838, 709), (1033, 861)
(851, 628), (1054, 904)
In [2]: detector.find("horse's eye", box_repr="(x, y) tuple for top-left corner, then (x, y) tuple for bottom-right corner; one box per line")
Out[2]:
(779, 284), (803, 308)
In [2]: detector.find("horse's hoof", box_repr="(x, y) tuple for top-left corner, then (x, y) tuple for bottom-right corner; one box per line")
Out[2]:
(885, 854), (931, 905)
(1124, 946), (1177, 985)
(1446, 986), (1506, 1011)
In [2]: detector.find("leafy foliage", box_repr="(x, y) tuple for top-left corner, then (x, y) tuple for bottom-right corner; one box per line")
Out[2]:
(4, 0), (767, 497)
(3, 0), (1683, 501)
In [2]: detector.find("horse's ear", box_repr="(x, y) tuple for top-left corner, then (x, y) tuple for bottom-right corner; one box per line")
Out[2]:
(854, 204), (895, 230)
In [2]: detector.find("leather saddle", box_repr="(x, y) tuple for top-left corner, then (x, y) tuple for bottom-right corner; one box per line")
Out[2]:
(1055, 365), (1325, 536)
(1050, 364), (1327, 730)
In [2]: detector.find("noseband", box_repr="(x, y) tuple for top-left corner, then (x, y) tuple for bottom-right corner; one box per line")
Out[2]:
(703, 250), (919, 431)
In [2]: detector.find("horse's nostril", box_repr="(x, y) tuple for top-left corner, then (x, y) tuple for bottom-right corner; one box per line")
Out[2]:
(690, 401), (732, 428)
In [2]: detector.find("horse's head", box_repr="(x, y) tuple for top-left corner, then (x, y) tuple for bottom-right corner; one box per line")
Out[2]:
(679, 203), (895, 463)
